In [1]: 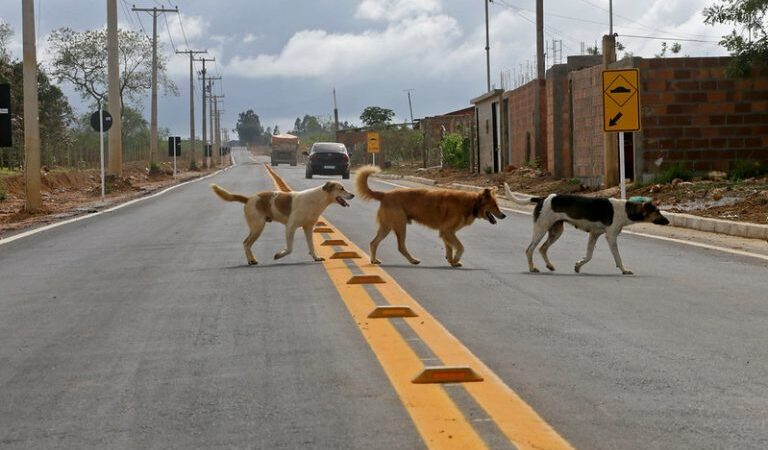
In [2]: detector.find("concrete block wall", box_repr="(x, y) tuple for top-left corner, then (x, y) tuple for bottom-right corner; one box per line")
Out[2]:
(570, 65), (605, 185)
(506, 80), (539, 169)
(636, 57), (768, 177)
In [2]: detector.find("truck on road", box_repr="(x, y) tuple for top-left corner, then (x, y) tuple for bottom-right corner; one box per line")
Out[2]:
(270, 133), (299, 166)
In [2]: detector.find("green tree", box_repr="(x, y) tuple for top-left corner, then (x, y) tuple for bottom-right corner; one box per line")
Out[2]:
(704, 0), (768, 76)
(47, 27), (177, 111)
(655, 41), (683, 57)
(441, 133), (469, 169)
(235, 109), (264, 144)
(0, 20), (12, 61)
(360, 106), (395, 127)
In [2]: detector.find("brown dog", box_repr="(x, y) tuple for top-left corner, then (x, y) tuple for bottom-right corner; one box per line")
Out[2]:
(355, 165), (506, 267)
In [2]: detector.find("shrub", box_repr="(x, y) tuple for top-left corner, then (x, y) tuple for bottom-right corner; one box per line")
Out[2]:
(0, 180), (6, 201)
(483, 166), (493, 174)
(148, 161), (161, 175)
(441, 133), (469, 169)
(730, 160), (767, 181)
(654, 162), (694, 184)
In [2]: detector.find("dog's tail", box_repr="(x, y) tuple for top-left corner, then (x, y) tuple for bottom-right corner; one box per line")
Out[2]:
(354, 165), (385, 201)
(211, 184), (249, 203)
(503, 183), (541, 205)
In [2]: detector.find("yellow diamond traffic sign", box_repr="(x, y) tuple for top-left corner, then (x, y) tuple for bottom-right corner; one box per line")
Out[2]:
(602, 68), (641, 132)
(367, 131), (381, 153)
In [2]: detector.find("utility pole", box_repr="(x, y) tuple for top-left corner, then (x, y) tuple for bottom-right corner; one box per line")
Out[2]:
(332, 88), (339, 134)
(484, 0), (491, 92)
(195, 57), (214, 168)
(534, 0), (544, 164)
(107, 0), (123, 176)
(602, 33), (618, 187)
(404, 89), (415, 126)
(210, 95), (224, 167)
(176, 49), (206, 169)
(207, 76), (222, 168)
(132, 4), (178, 165)
(22, 0), (41, 211)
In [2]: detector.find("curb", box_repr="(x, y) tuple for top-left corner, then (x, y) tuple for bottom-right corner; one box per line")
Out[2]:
(373, 176), (768, 241)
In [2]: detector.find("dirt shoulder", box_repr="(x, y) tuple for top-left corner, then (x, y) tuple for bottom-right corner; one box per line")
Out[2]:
(1, 162), (221, 238)
(381, 166), (768, 225)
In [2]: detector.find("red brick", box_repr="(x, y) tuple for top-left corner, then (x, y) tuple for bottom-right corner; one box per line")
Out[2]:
(744, 137), (762, 147)
(710, 115), (726, 125)
(691, 92), (707, 103)
(727, 138), (745, 148)
(743, 114), (768, 124)
(676, 139), (694, 149)
(684, 127), (702, 137)
(735, 103), (752, 113)
(693, 160), (713, 171)
(710, 160), (729, 172)
(667, 104), (684, 114)
(686, 150), (703, 159)
(707, 91), (726, 102)
(718, 79), (735, 90)
(726, 115), (744, 125)
(701, 80), (717, 90)
(692, 139), (710, 148)
(674, 69), (692, 79)
(676, 81), (700, 90)
(667, 58), (686, 68)
(710, 138), (727, 148)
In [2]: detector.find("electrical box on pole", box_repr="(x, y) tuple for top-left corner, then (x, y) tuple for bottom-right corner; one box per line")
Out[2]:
(0, 84), (11, 147)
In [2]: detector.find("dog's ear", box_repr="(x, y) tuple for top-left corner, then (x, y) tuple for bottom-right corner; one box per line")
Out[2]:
(643, 202), (657, 212)
(322, 182), (334, 192)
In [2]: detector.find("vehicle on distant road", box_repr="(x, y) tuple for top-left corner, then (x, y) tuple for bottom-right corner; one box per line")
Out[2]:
(304, 142), (351, 179)
(270, 133), (299, 166)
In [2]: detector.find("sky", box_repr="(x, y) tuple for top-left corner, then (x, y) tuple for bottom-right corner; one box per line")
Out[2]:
(1, 0), (731, 140)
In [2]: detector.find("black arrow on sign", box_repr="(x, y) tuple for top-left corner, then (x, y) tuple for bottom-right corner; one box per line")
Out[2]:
(609, 112), (623, 127)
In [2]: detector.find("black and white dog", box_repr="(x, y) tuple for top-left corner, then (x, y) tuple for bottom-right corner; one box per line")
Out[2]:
(504, 183), (670, 275)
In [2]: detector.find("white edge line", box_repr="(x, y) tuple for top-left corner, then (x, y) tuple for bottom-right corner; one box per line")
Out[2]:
(0, 167), (231, 247)
(373, 178), (768, 263)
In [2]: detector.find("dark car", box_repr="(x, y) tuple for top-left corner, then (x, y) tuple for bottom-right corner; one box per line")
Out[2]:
(304, 142), (350, 179)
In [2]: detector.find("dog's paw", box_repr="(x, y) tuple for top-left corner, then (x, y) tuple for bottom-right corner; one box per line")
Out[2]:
(274, 252), (285, 260)
(371, 258), (382, 265)
(546, 264), (555, 271)
(313, 256), (325, 262)
(530, 267), (540, 273)
(622, 269), (634, 275)
(248, 260), (258, 266)
(574, 265), (581, 273)
(450, 261), (463, 267)
(409, 258), (421, 265)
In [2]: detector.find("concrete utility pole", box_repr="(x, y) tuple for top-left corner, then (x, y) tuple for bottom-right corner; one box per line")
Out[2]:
(602, 34), (618, 187)
(207, 76), (221, 168)
(22, 0), (41, 211)
(132, 5), (178, 165)
(107, 0), (123, 176)
(176, 49), (206, 169)
(332, 88), (339, 134)
(195, 57), (214, 167)
(534, 0), (544, 163)
(484, 0), (491, 92)
(404, 89), (415, 125)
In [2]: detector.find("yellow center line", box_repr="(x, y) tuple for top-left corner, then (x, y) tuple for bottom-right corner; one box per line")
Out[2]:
(264, 164), (574, 450)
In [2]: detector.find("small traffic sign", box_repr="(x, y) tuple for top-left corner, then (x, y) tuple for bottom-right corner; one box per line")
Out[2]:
(90, 110), (113, 132)
(367, 131), (380, 153)
(602, 69), (641, 132)
(168, 136), (181, 157)
(0, 83), (11, 147)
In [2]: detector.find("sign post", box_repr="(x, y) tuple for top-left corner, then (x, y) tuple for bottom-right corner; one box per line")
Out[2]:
(91, 106), (113, 201)
(367, 131), (380, 166)
(0, 84), (11, 148)
(602, 68), (641, 199)
(168, 136), (181, 178)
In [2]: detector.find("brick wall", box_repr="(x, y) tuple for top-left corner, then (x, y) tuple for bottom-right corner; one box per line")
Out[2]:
(636, 57), (768, 176)
(506, 80), (545, 169)
(570, 65), (604, 185)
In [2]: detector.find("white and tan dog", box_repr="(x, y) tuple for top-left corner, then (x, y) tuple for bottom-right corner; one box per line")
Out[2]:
(211, 182), (354, 265)
(504, 183), (669, 274)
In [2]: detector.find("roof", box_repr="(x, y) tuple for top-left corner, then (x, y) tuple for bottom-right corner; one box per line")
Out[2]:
(270, 133), (299, 144)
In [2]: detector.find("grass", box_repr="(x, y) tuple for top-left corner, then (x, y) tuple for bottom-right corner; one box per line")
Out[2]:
(730, 160), (768, 181)
(653, 162), (695, 184)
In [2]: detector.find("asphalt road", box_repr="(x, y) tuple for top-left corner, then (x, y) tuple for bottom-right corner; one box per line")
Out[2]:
(1, 148), (767, 449)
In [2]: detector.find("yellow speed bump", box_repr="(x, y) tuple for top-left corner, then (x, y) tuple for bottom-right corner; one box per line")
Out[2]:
(412, 366), (484, 384)
(347, 274), (385, 285)
(368, 305), (418, 319)
(321, 239), (347, 246)
(316, 221), (327, 226)
(314, 227), (334, 233)
(330, 251), (361, 259)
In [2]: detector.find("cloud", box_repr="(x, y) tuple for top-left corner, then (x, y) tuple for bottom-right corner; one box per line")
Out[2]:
(243, 33), (258, 43)
(165, 14), (209, 46)
(355, 0), (441, 22)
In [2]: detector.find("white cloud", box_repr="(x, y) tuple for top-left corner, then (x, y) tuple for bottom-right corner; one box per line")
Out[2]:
(165, 14), (209, 46)
(355, 0), (441, 22)
(243, 33), (258, 43)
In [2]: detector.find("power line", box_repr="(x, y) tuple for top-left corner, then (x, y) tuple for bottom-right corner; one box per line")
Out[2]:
(162, 10), (176, 52)
(619, 34), (720, 43)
